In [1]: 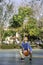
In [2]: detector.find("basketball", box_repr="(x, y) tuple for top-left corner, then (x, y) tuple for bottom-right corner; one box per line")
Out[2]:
(23, 50), (29, 56)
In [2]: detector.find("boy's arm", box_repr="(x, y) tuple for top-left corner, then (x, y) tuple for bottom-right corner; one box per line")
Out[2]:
(21, 42), (24, 52)
(28, 44), (32, 53)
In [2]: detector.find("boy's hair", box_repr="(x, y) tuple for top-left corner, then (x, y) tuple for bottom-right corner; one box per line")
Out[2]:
(24, 35), (28, 38)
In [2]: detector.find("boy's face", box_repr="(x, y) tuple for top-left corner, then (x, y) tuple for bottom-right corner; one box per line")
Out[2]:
(23, 37), (28, 43)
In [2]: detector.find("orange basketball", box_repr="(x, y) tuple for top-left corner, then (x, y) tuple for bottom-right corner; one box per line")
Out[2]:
(23, 50), (29, 56)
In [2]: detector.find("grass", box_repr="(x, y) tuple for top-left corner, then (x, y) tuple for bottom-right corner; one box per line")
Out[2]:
(1, 44), (20, 49)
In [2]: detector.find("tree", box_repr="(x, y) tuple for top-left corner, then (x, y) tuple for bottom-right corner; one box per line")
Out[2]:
(18, 6), (33, 17)
(0, 5), (4, 43)
(30, 0), (43, 19)
(39, 17), (43, 28)
(25, 17), (40, 36)
(9, 15), (22, 28)
(6, 2), (14, 18)
(0, 0), (14, 43)
(10, 6), (33, 28)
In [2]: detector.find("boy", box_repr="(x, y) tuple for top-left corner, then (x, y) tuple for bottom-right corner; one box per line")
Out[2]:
(20, 36), (32, 61)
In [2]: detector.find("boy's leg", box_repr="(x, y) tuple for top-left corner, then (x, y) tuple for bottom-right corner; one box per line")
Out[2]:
(29, 53), (32, 60)
(19, 50), (25, 59)
(28, 49), (32, 61)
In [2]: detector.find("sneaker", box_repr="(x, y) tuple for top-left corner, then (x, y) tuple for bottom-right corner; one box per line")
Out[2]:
(29, 58), (32, 61)
(21, 58), (25, 60)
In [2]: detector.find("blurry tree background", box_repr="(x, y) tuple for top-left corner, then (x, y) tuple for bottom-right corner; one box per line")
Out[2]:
(0, 0), (43, 43)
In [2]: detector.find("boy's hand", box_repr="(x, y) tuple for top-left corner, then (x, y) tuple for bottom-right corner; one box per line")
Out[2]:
(28, 49), (30, 51)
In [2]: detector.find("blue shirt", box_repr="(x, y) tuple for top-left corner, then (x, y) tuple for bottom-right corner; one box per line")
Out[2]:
(21, 42), (32, 52)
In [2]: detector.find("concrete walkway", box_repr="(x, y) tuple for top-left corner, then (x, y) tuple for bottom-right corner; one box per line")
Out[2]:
(0, 49), (43, 65)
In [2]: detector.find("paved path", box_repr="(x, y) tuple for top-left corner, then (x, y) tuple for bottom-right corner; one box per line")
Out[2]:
(0, 49), (43, 65)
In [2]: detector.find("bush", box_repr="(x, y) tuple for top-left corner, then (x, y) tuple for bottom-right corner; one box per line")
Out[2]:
(1, 44), (20, 49)
(2, 30), (16, 40)
(39, 44), (43, 49)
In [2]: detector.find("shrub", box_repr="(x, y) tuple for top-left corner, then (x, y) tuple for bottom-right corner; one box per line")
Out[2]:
(1, 44), (20, 49)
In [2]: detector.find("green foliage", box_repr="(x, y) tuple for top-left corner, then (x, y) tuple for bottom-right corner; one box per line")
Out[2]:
(25, 17), (40, 36)
(29, 28), (40, 36)
(10, 6), (33, 28)
(1, 44), (20, 49)
(13, 15), (23, 26)
(39, 44), (43, 49)
(18, 7), (33, 17)
(39, 27), (43, 39)
(2, 30), (16, 40)
(10, 15), (23, 28)
(9, 6), (41, 37)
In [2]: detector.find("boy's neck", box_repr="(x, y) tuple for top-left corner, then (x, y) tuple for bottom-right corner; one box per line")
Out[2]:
(24, 41), (28, 43)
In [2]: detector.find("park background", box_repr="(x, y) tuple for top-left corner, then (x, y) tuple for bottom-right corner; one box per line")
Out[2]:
(0, 0), (43, 49)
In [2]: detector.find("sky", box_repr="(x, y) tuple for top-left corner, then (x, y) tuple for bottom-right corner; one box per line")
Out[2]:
(5, 0), (31, 6)
(5, 0), (22, 5)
